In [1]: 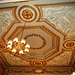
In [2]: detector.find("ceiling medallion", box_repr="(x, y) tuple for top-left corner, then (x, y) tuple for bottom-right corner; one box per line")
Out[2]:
(66, 42), (74, 47)
(7, 22), (30, 55)
(30, 61), (46, 67)
(63, 40), (75, 50)
(18, 5), (37, 22)
(22, 9), (33, 19)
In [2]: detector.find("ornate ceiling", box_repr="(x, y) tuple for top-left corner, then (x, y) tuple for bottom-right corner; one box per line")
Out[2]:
(0, 0), (75, 74)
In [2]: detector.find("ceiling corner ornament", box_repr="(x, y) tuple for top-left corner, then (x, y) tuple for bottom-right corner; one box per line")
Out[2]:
(16, 5), (40, 22)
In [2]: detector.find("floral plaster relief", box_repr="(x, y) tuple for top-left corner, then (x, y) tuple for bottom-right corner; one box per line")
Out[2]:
(0, 10), (15, 36)
(3, 53), (30, 66)
(46, 51), (72, 66)
(42, 6), (75, 35)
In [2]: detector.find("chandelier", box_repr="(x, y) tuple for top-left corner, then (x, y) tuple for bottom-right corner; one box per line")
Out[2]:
(7, 22), (30, 55)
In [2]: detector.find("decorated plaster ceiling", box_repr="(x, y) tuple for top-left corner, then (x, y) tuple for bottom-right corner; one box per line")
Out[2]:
(0, 9), (15, 37)
(42, 6), (75, 35)
(2, 52), (31, 66)
(46, 51), (72, 66)
(0, 0), (75, 74)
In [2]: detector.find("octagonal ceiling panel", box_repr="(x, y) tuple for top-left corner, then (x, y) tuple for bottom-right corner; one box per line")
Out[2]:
(2, 21), (64, 61)
(5, 25), (60, 58)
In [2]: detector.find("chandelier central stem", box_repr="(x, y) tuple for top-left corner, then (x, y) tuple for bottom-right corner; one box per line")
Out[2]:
(20, 21), (26, 40)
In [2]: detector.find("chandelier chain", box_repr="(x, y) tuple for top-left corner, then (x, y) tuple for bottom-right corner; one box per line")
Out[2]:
(20, 21), (26, 40)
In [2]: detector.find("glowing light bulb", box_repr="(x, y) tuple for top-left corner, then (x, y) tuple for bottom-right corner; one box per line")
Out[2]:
(25, 44), (30, 48)
(19, 50), (23, 54)
(24, 48), (29, 52)
(12, 48), (16, 53)
(21, 39), (26, 44)
(13, 37), (18, 42)
(8, 40), (12, 45)
(7, 45), (12, 48)
(73, 72), (75, 75)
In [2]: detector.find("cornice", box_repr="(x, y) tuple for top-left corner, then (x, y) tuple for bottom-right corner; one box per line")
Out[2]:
(5, 66), (74, 74)
(0, 0), (75, 8)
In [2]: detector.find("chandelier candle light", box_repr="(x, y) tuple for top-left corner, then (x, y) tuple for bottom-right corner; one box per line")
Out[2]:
(7, 22), (30, 55)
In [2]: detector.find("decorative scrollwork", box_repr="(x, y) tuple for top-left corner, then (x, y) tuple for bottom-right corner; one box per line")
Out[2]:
(24, 34), (46, 49)
(42, 6), (75, 34)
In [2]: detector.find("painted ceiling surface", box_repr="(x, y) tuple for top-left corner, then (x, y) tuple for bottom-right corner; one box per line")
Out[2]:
(0, 0), (75, 73)
(42, 6), (75, 35)
(0, 10), (15, 37)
